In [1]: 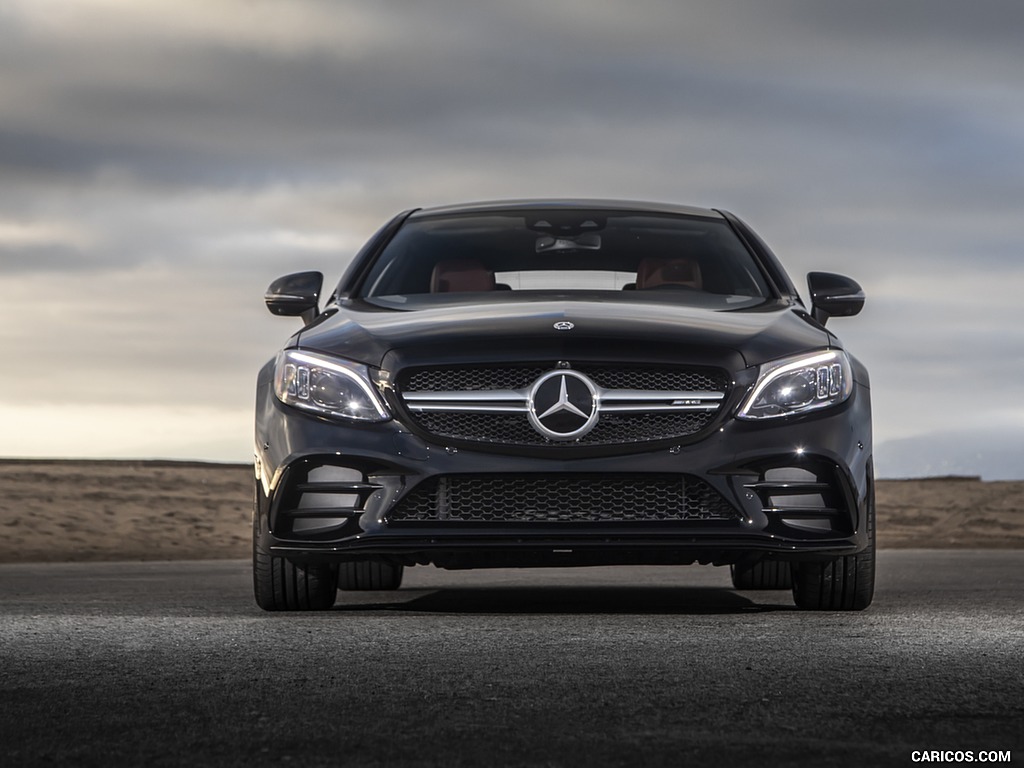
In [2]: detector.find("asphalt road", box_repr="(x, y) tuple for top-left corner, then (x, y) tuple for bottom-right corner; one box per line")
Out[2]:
(1, 552), (1022, 768)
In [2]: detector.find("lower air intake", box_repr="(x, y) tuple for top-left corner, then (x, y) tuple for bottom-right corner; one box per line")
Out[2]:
(387, 474), (739, 524)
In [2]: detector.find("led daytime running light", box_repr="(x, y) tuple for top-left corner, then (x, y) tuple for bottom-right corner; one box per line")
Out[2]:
(274, 350), (390, 422)
(737, 349), (852, 420)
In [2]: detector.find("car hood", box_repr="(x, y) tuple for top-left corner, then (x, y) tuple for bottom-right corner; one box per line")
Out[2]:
(296, 298), (831, 373)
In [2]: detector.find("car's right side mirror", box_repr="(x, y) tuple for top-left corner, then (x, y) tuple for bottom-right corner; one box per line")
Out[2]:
(265, 271), (324, 325)
(807, 272), (865, 326)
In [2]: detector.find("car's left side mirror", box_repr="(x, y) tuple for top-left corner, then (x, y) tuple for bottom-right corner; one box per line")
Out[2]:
(265, 271), (323, 325)
(807, 272), (864, 326)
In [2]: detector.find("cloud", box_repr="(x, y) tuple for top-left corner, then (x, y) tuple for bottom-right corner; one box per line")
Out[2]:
(2, 0), (389, 58)
(0, 217), (94, 248)
(1, 1), (1023, 470)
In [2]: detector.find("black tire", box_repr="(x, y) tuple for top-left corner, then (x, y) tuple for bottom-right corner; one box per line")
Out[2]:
(730, 560), (793, 590)
(338, 560), (404, 591)
(791, 472), (876, 611)
(252, 504), (338, 611)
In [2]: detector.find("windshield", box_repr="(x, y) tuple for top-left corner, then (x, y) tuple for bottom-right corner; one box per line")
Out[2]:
(357, 210), (774, 309)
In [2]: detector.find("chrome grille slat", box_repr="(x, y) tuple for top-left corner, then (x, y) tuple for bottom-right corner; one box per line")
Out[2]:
(598, 402), (719, 413)
(408, 403), (530, 414)
(403, 389), (529, 414)
(598, 389), (724, 403)
(403, 390), (526, 402)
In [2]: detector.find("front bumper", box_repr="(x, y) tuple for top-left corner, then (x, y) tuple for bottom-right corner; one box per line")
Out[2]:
(254, 375), (873, 569)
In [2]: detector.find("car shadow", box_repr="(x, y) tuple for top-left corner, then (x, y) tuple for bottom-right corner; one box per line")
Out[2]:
(333, 586), (795, 615)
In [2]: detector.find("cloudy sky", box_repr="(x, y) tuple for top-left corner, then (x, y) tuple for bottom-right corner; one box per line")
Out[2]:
(2, 0), (1023, 478)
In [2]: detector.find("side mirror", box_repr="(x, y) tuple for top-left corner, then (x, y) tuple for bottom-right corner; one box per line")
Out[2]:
(265, 271), (323, 325)
(807, 272), (864, 326)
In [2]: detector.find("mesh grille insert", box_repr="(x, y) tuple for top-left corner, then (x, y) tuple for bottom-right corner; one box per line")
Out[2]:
(388, 474), (739, 524)
(402, 365), (727, 393)
(405, 367), (546, 392)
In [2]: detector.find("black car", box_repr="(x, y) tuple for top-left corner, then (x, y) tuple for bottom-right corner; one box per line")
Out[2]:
(253, 200), (873, 611)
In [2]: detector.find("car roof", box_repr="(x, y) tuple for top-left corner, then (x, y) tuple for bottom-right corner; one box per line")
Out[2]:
(408, 199), (724, 219)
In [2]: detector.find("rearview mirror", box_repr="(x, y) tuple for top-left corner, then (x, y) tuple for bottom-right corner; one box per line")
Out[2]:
(807, 272), (864, 326)
(265, 271), (323, 325)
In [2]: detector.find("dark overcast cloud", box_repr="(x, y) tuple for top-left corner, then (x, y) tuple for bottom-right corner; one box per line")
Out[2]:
(2, 0), (1023, 475)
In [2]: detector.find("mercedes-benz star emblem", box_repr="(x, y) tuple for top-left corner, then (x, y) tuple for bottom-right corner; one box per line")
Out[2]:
(527, 370), (599, 441)
(553, 321), (575, 331)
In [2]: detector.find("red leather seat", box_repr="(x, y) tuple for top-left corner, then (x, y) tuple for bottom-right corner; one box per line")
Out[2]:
(430, 259), (496, 292)
(635, 257), (702, 290)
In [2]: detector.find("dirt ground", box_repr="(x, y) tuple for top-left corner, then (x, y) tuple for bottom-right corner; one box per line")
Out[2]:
(0, 460), (1021, 563)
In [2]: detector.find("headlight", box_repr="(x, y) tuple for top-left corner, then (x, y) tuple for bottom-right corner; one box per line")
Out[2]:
(736, 349), (853, 420)
(274, 349), (390, 422)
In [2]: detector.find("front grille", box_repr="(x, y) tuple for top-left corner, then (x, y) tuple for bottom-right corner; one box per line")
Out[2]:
(399, 364), (730, 447)
(387, 474), (740, 524)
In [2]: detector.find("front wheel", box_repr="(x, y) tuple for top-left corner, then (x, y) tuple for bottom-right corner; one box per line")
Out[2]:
(791, 472), (876, 611)
(252, 492), (338, 611)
